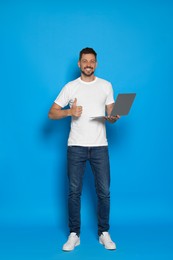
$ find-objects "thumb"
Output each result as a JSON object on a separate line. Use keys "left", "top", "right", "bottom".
{"left": 72, "top": 98, "right": 77, "bottom": 107}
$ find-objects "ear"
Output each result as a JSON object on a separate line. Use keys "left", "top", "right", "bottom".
{"left": 78, "top": 60, "right": 81, "bottom": 68}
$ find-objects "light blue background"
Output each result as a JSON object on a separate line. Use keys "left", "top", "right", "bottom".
{"left": 0, "top": 0, "right": 173, "bottom": 259}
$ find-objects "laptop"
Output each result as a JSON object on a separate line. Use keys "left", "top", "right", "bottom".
{"left": 90, "top": 93, "right": 136, "bottom": 119}
{"left": 110, "top": 93, "right": 136, "bottom": 116}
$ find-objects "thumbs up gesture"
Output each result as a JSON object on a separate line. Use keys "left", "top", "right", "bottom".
{"left": 71, "top": 98, "right": 83, "bottom": 117}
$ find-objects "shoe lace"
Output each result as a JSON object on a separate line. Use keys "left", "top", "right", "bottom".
{"left": 68, "top": 233, "right": 77, "bottom": 242}
{"left": 103, "top": 233, "right": 113, "bottom": 243}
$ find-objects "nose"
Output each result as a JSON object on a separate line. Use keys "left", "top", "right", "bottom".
{"left": 86, "top": 61, "right": 92, "bottom": 67}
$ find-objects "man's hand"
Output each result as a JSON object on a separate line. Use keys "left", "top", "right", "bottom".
{"left": 106, "top": 103, "right": 120, "bottom": 123}
{"left": 70, "top": 98, "right": 83, "bottom": 117}
{"left": 105, "top": 115, "right": 120, "bottom": 124}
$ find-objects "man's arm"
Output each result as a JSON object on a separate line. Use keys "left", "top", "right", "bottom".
{"left": 105, "top": 103, "right": 120, "bottom": 124}
{"left": 48, "top": 98, "right": 82, "bottom": 120}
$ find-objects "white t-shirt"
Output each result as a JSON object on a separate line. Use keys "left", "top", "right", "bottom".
{"left": 54, "top": 77, "right": 114, "bottom": 146}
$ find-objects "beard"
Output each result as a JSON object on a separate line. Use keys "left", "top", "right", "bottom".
{"left": 80, "top": 67, "right": 94, "bottom": 77}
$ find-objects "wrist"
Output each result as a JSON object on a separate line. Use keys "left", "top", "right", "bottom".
{"left": 67, "top": 109, "right": 72, "bottom": 117}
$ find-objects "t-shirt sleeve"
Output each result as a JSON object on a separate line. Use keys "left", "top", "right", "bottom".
{"left": 105, "top": 83, "right": 115, "bottom": 105}
{"left": 54, "top": 85, "right": 70, "bottom": 108}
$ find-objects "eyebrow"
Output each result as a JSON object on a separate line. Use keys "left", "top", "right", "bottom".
{"left": 81, "top": 59, "right": 96, "bottom": 62}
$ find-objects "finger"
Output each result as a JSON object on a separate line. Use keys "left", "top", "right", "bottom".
{"left": 111, "top": 115, "right": 119, "bottom": 120}
{"left": 77, "top": 106, "right": 83, "bottom": 112}
{"left": 76, "top": 111, "right": 82, "bottom": 116}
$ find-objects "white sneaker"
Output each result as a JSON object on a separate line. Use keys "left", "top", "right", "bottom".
{"left": 99, "top": 232, "right": 116, "bottom": 250}
{"left": 62, "top": 232, "right": 80, "bottom": 251}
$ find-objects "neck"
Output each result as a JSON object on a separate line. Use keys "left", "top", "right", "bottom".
{"left": 80, "top": 74, "right": 95, "bottom": 82}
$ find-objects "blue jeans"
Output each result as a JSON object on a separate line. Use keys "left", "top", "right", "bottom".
{"left": 67, "top": 146, "right": 110, "bottom": 236}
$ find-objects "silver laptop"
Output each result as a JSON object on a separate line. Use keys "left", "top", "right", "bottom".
{"left": 90, "top": 93, "right": 136, "bottom": 119}
{"left": 110, "top": 93, "right": 136, "bottom": 116}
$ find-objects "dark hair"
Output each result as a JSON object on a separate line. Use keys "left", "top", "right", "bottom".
{"left": 79, "top": 47, "right": 97, "bottom": 60}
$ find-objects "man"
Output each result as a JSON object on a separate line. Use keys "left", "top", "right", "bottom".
{"left": 48, "top": 47, "right": 120, "bottom": 251}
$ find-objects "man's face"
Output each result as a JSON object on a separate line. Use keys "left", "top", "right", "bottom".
{"left": 78, "top": 53, "right": 97, "bottom": 77}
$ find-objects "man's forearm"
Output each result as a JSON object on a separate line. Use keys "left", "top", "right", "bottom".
{"left": 48, "top": 108, "right": 72, "bottom": 120}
